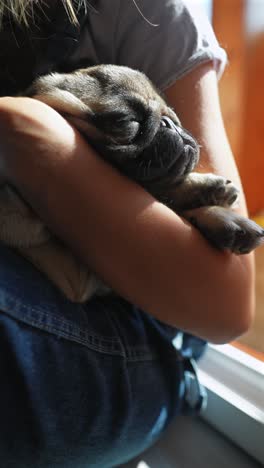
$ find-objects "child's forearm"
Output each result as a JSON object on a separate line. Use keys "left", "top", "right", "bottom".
{"left": 0, "top": 97, "right": 254, "bottom": 343}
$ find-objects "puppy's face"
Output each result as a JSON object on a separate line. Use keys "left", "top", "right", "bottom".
{"left": 26, "top": 65, "right": 199, "bottom": 189}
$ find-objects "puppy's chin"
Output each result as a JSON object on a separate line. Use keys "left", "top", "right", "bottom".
{"left": 116, "top": 121, "right": 200, "bottom": 187}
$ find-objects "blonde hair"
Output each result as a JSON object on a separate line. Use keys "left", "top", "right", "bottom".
{"left": 0, "top": 0, "right": 84, "bottom": 29}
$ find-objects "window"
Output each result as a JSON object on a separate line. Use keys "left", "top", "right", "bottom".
{"left": 209, "top": 0, "right": 264, "bottom": 357}
{"left": 197, "top": 2, "right": 264, "bottom": 465}
{"left": 198, "top": 344, "right": 264, "bottom": 465}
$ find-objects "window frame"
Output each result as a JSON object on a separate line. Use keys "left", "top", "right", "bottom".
{"left": 198, "top": 344, "right": 264, "bottom": 465}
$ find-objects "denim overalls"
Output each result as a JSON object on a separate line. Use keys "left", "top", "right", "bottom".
{"left": 0, "top": 4, "right": 207, "bottom": 466}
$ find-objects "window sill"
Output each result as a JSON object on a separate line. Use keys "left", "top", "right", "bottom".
{"left": 198, "top": 344, "right": 264, "bottom": 465}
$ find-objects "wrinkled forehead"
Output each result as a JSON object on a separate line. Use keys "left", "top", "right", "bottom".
{"left": 110, "top": 67, "right": 156, "bottom": 93}
{"left": 76, "top": 64, "right": 180, "bottom": 123}
{"left": 84, "top": 65, "right": 158, "bottom": 98}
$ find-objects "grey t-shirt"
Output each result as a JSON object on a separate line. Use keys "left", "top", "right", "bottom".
{"left": 69, "top": 0, "right": 227, "bottom": 90}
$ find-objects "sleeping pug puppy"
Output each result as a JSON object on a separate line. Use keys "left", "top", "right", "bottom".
{"left": 0, "top": 64, "right": 263, "bottom": 302}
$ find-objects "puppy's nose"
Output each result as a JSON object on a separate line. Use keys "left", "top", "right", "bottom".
{"left": 160, "top": 116, "right": 176, "bottom": 130}
{"left": 160, "top": 117, "right": 197, "bottom": 152}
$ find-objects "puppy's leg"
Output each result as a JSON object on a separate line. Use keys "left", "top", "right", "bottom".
{"left": 17, "top": 239, "right": 102, "bottom": 302}
{"left": 0, "top": 185, "right": 50, "bottom": 247}
{"left": 167, "top": 173, "right": 239, "bottom": 211}
{"left": 169, "top": 173, "right": 264, "bottom": 253}
{"left": 0, "top": 185, "right": 104, "bottom": 302}
{"left": 182, "top": 206, "right": 264, "bottom": 254}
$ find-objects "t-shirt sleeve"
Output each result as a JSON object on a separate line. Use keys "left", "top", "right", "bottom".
{"left": 113, "top": 0, "right": 227, "bottom": 90}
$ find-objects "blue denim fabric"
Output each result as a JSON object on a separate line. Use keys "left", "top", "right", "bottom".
{"left": 0, "top": 245, "right": 206, "bottom": 468}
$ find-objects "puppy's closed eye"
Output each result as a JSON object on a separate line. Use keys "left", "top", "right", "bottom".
{"left": 91, "top": 110, "right": 141, "bottom": 143}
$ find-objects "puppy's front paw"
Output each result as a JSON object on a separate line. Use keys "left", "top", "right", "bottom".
{"left": 168, "top": 173, "right": 240, "bottom": 211}
{"left": 200, "top": 174, "right": 239, "bottom": 207}
{"left": 183, "top": 206, "right": 264, "bottom": 254}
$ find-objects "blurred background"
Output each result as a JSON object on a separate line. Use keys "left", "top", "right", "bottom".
{"left": 202, "top": 0, "right": 264, "bottom": 357}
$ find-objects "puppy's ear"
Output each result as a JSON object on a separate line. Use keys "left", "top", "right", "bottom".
{"left": 31, "top": 88, "right": 90, "bottom": 117}
{"left": 24, "top": 73, "right": 92, "bottom": 117}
